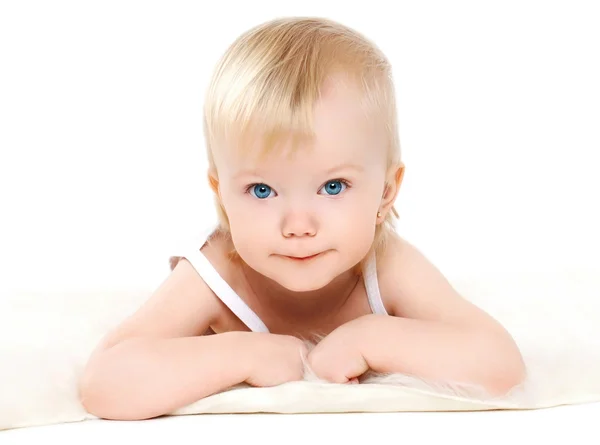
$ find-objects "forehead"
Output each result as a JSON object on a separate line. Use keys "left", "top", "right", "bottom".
{"left": 215, "top": 80, "right": 386, "bottom": 173}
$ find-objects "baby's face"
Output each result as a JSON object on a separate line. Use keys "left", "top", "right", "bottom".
{"left": 213, "top": 81, "right": 389, "bottom": 292}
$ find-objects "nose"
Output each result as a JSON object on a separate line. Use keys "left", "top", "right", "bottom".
{"left": 281, "top": 209, "right": 317, "bottom": 238}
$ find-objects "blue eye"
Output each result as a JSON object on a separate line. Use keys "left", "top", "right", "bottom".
{"left": 320, "top": 180, "right": 348, "bottom": 196}
{"left": 249, "top": 183, "right": 274, "bottom": 199}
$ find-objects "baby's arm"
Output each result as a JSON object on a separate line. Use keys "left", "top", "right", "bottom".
{"left": 82, "top": 332, "right": 252, "bottom": 420}
{"left": 361, "top": 236, "right": 524, "bottom": 394}
{"left": 308, "top": 235, "right": 525, "bottom": 395}
{"left": 79, "top": 259, "right": 305, "bottom": 421}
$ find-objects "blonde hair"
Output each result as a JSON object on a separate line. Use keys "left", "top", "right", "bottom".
{"left": 203, "top": 16, "right": 402, "bottom": 273}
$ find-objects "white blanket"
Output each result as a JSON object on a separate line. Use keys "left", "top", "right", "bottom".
{"left": 1, "top": 266, "right": 599, "bottom": 431}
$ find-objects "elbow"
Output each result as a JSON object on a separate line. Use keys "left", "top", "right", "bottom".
{"left": 78, "top": 350, "right": 159, "bottom": 421}
{"left": 480, "top": 336, "right": 528, "bottom": 398}
{"left": 78, "top": 380, "right": 110, "bottom": 420}
{"left": 78, "top": 366, "right": 139, "bottom": 421}
{"left": 483, "top": 365, "right": 527, "bottom": 398}
{"left": 79, "top": 372, "right": 158, "bottom": 421}
{"left": 78, "top": 366, "right": 115, "bottom": 420}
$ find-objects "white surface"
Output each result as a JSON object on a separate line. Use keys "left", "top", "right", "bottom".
{"left": 1, "top": 1, "right": 599, "bottom": 294}
{"left": 3, "top": 402, "right": 600, "bottom": 445}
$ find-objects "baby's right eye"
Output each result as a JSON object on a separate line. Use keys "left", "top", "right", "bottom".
{"left": 248, "top": 183, "right": 275, "bottom": 199}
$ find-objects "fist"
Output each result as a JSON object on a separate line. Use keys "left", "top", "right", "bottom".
{"left": 306, "top": 323, "right": 368, "bottom": 384}
{"left": 245, "top": 333, "right": 308, "bottom": 387}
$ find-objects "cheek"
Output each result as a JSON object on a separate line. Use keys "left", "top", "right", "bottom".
{"left": 224, "top": 198, "right": 274, "bottom": 257}
{"left": 228, "top": 220, "right": 262, "bottom": 266}
{"left": 324, "top": 196, "right": 378, "bottom": 247}
{"left": 330, "top": 191, "right": 379, "bottom": 225}
{"left": 226, "top": 203, "right": 256, "bottom": 238}
{"left": 221, "top": 189, "right": 255, "bottom": 224}
{"left": 338, "top": 211, "right": 377, "bottom": 245}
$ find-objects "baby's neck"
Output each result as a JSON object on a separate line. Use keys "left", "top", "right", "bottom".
{"left": 240, "top": 261, "right": 361, "bottom": 324}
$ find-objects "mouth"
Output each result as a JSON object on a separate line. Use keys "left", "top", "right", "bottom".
{"left": 284, "top": 252, "right": 323, "bottom": 261}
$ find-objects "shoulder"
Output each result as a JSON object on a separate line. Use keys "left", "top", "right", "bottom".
{"left": 169, "top": 227, "right": 230, "bottom": 271}
{"left": 167, "top": 226, "right": 239, "bottom": 297}
{"left": 377, "top": 231, "right": 454, "bottom": 318}
{"left": 376, "top": 232, "right": 504, "bottom": 329}
{"left": 170, "top": 229, "right": 252, "bottom": 333}
{"left": 198, "top": 229, "right": 240, "bottom": 284}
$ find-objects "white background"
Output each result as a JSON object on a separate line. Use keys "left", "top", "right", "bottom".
{"left": 1, "top": 0, "right": 599, "bottom": 294}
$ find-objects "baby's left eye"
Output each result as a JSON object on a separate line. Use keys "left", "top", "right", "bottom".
{"left": 319, "top": 180, "right": 348, "bottom": 196}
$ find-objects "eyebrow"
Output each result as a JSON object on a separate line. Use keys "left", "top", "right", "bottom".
{"left": 234, "top": 163, "right": 364, "bottom": 180}
{"left": 324, "top": 163, "right": 364, "bottom": 175}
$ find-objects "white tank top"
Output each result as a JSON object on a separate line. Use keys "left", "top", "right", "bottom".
{"left": 170, "top": 224, "right": 388, "bottom": 333}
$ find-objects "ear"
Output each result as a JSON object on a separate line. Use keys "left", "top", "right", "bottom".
{"left": 207, "top": 169, "right": 220, "bottom": 196}
{"left": 208, "top": 169, "right": 228, "bottom": 217}
{"left": 379, "top": 162, "right": 405, "bottom": 218}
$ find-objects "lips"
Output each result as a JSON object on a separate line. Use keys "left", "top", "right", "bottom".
{"left": 284, "top": 252, "right": 322, "bottom": 261}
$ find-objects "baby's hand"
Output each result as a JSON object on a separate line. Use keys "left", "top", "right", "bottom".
{"left": 244, "top": 333, "right": 308, "bottom": 387}
{"left": 306, "top": 321, "right": 368, "bottom": 384}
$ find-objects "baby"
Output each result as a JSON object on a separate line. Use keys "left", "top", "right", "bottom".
{"left": 79, "top": 16, "right": 526, "bottom": 420}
